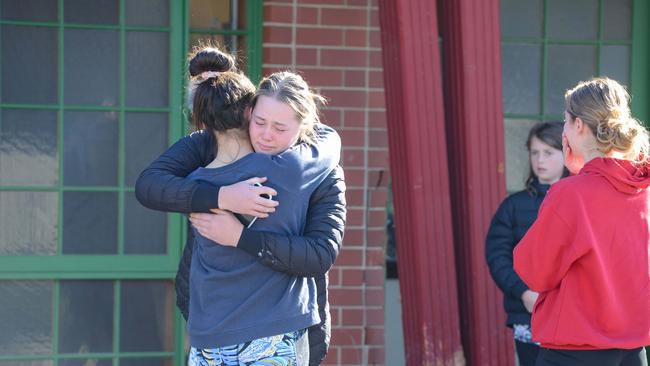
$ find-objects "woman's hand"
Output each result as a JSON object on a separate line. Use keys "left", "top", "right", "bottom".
{"left": 218, "top": 177, "right": 279, "bottom": 218}
{"left": 189, "top": 209, "right": 244, "bottom": 247}
{"left": 562, "top": 134, "right": 583, "bottom": 174}
{"left": 521, "top": 290, "right": 539, "bottom": 313}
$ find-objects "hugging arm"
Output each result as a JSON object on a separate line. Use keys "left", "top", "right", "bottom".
{"left": 135, "top": 130, "right": 219, "bottom": 213}
{"left": 238, "top": 166, "right": 346, "bottom": 276}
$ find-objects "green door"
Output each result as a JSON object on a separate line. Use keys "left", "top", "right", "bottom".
{"left": 0, "top": 1, "right": 261, "bottom": 365}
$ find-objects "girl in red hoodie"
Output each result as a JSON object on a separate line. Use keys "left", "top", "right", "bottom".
{"left": 514, "top": 77, "right": 650, "bottom": 366}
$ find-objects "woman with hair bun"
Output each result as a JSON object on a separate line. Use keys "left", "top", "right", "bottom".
{"left": 136, "top": 44, "right": 345, "bottom": 366}
{"left": 514, "top": 77, "right": 650, "bottom": 366}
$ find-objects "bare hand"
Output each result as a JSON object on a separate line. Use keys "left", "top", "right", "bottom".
{"left": 521, "top": 290, "right": 539, "bottom": 313}
{"left": 562, "top": 134, "right": 583, "bottom": 174}
{"left": 218, "top": 177, "right": 279, "bottom": 218}
{"left": 189, "top": 209, "right": 244, "bottom": 247}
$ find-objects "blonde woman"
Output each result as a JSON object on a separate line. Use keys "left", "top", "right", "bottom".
{"left": 514, "top": 77, "right": 650, "bottom": 366}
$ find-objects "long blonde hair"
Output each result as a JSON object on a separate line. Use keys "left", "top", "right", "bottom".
{"left": 565, "top": 77, "right": 649, "bottom": 163}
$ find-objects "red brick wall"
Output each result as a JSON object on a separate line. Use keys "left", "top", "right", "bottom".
{"left": 264, "top": 1, "right": 388, "bottom": 365}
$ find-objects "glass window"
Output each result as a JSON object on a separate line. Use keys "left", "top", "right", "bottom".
{"left": 500, "top": 0, "right": 543, "bottom": 38}
{"left": 64, "top": 29, "right": 119, "bottom": 106}
{"left": 0, "top": 109, "right": 58, "bottom": 186}
{"left": 125, "top": 0, "right": 170, "bottom": 27}
{"left": 120, "top": 281, "right": 174, "bottom": 352}
{"left": 1, "top": 0, "right": 58, "bottom": 22}
{"left": 59, "top": 281, "right": 114, "bottom": 353}
{"left": 0, "top": 192, "right": 58, "bottom": 256}
{"left": 125, "top": 32, "right": 170, "bottom": 108}
{"left": 0, "top": 281, "right": 54, "bottom": 355}
{"left": 2, "top": 26, "right": 58, "bottom": 104}
{"left": 63, "top": 111, "right": 119, "bottom": 186}
{"left": 64, "top": 0, "right": 119, "bottom": 25}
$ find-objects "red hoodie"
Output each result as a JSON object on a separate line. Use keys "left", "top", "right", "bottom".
{"left": 513, "top": 157, "right": 650, "bottom": 350}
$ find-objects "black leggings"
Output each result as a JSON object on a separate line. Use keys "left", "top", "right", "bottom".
{"left": 535, "top": 347, "right": 647, "bottom": 366}
{"left": 515, "top": 340, "right": 540, "bottom": 366}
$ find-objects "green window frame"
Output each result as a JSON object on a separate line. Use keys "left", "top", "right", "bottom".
{"left": 0, "top": 1, "right": 262, "bottom": 365}
{"left": 502, "top": 0, "right": 649, "bottom": 123}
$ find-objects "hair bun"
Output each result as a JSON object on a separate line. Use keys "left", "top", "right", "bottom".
{"left": 188, "top": 47, "right": 236, "bottom": 77}
{"left": 597, "top": 117, "right": 643, "bottom": 154}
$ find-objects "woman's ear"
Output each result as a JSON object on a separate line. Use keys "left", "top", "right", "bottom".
{"left": 245, "top": 106, "right": 252, "bottom": 122}
{"left": 574, "top": 117, "right": 585, "bottom": 134}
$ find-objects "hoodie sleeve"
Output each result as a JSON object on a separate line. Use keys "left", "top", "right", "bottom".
{"left": 513, "top": 189, "right": 584, "bottom": 292}
{"left": 135, "top": 130, "right": 220, "bottom": 213}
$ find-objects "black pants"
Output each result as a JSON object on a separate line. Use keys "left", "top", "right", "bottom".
{"left": 516, "top": 340, "right": 540, "bottom": 366}
{"left": 535, "top": 347, "right": 647, "bottom": 366}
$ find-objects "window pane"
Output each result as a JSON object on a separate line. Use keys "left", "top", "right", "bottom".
{"left": 547, "top": 0, "right": 598, "bottom": 40}
{"left": 59, "top": 281, "right": 114, "bottom": 353}
{"left": 126, "top": 0, "right": 170, "bottom": 27}
{"left": 124, "top": 113, "right": 168, "bottom": 186}
{"left": 120, "top": 281, "right": 174, "bottom": 352}
{"left": 500, "top": 0, "right": 543, "bottom": 38}
{"left": 600, "top": 45, "right": 630, "bottom": 87}
{"left": 603, "top": 0, "right": 631, "bottom": 40}
{"left": 1, "top": 0, "right": 58, "bottom": 22}
{"left": 63, "top": 192, "right": 117, "bottom": 254}
{"left": 59, "top": 360, "right": 112, "bottom": 366}
{"left": 63, "top": 111, "right": 118, "bottom": 186}
{"left": 0, "top": 109, "right": 58, "bottom": 186}
{"left": 0, "top": 281, "right": 53, "bottom": 355}
{"left": 64, "top": 29, "right": 119, "bottom": 106}
{"left": 504, "top": 119, "right": 538, "bottom": 192}
{"left": 190, "top": 0, "right": 246, "bottom": 30}
{"left": 2, "top": 26, "right": 58, "bottom": 104}
{"left": 501, "top": 44, "right": 541, "bottom": 115}
{"left": 124, "top": 192, "right": 167, "bottom": 254}
{"left": 0, "top": 192, "right": 57, "bottom": 255}
{"left": 120, "top": 358, "right": 173, "bottom": 366}
{"left": 545, "top": 45, "right": 597, "bottom": 115}
{"left": 0, "top": 361, "right": 53, "bottom": 366}
{"left": 125, "top": 32, "right": 169, "bottom": 108}
{"left": 64, "top": 0, "right": 118, "bottom": 25}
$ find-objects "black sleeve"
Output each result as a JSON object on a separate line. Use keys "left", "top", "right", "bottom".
{"left": 485, "top": 197, "right": 529, "bottom": 299}
{"left": 237, "top": 166, "right": 347, "bottom": 277}
{"left": 175, "top": 225, "right": 194, "bottom": 321}
{"left": 134, "top": 130, "right": 220, "bottom": 213}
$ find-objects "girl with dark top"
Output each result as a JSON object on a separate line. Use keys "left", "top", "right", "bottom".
{"left": 486, "top": 122, "right": 568, "bottom": 366}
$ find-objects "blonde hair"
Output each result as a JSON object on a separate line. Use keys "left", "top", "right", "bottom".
{"left": 251, "top": 71, "right": 326, "bottom": 145}
{"left": 565, "top": 77, "right": 649, "bottom": 163}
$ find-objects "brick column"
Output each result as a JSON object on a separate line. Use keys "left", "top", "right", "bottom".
{"left": 439, "top": 0, "right": 512, "bottom": 364}
{"left": 377, "top": 1, "right": 464, "bottom": 365}
{"left": 264, "top": 1, "right": 388, "bottom": 365}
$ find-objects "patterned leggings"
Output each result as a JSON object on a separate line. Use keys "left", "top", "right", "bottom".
{"left": 188, "top": 330, "right": 307, "bottom": 366}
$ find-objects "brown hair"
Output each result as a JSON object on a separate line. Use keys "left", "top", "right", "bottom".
{"left": 525, "top": 121, "right": 570, "bottom": 195}
{"left": 186, "top": 43, "right": 255, "bottom": 132}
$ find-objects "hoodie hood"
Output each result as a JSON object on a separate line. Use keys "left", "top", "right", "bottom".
{"left": 580, "top": 157, "right": 650, "bottom": 194}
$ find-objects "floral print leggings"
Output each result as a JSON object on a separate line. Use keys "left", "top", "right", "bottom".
{"left": 188, "top": 329, "right": 307, "bottom": 366}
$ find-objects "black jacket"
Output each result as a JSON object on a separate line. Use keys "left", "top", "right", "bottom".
{"left": 135, "top": 130, "right": 346, "bottom": 365}
{"left": 485, "top": 179, "right": 549, "bottom": 327}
